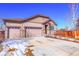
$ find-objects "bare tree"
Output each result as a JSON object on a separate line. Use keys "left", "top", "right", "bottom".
{"left": 67, "top": 3, "right": 79, "bottom": 30}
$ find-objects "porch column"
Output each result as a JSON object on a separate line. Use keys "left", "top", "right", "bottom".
{"left": 20, "top": 24, "right": 25, "bottom": 38}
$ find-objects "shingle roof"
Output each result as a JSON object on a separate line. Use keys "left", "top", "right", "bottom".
{"left": 3, "top": 14, "right": 57, "bottom": 25}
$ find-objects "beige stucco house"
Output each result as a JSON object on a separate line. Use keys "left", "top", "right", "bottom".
{"left": 3, "top": 15, "right": 57, "bottom": 39}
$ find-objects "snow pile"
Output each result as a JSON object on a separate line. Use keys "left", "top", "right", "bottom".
{"left": 0, "top": 39, "right": 30, "bottom": 56}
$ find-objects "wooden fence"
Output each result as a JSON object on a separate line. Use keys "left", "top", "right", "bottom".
{"left": 54, "top": 29, "right": 79, "bottom": 40}
{"left": 0, "top": 31, "right": 5, "bottom": 42}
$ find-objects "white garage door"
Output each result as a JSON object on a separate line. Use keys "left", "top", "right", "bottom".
{"left": 25, "top": 27, "right": 42, "bottom": 37}
{"left": 9, "top": 28, "right": 21, "bottom": 39}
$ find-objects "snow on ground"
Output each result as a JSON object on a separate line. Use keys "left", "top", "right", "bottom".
{"left": 0, "top": 36, "right": 79, "bottom": 56}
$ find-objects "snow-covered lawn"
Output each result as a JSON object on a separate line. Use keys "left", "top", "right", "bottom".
{"left": 0, "top": 36, "right": 79, "bottom": 56}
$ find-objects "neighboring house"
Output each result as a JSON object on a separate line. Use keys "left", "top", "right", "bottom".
{"left": 3, "top": 15, "right": 57, "bottom": 39}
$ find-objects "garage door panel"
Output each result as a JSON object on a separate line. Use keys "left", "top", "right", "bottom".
{"left": 9, "top": 28, "right": 20, "bottom": 39}
{"left": 25, "top": 27, "right": 42, "bottom": 37}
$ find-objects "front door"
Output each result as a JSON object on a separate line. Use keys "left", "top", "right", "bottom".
{"left": 45, "top": 25, "right": 48, "bottom": 34}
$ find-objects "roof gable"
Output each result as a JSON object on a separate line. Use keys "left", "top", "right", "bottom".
{"left": 24, "top": 16, "right": 49, "bottom": 24}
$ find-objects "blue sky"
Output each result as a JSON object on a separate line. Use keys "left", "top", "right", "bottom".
{"left": 0, "top": 3, "right": 78, "bottom": 29}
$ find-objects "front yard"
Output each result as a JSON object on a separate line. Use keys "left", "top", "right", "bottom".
{"left": 0, "top": 36, "right": 79, "bottom": 56}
